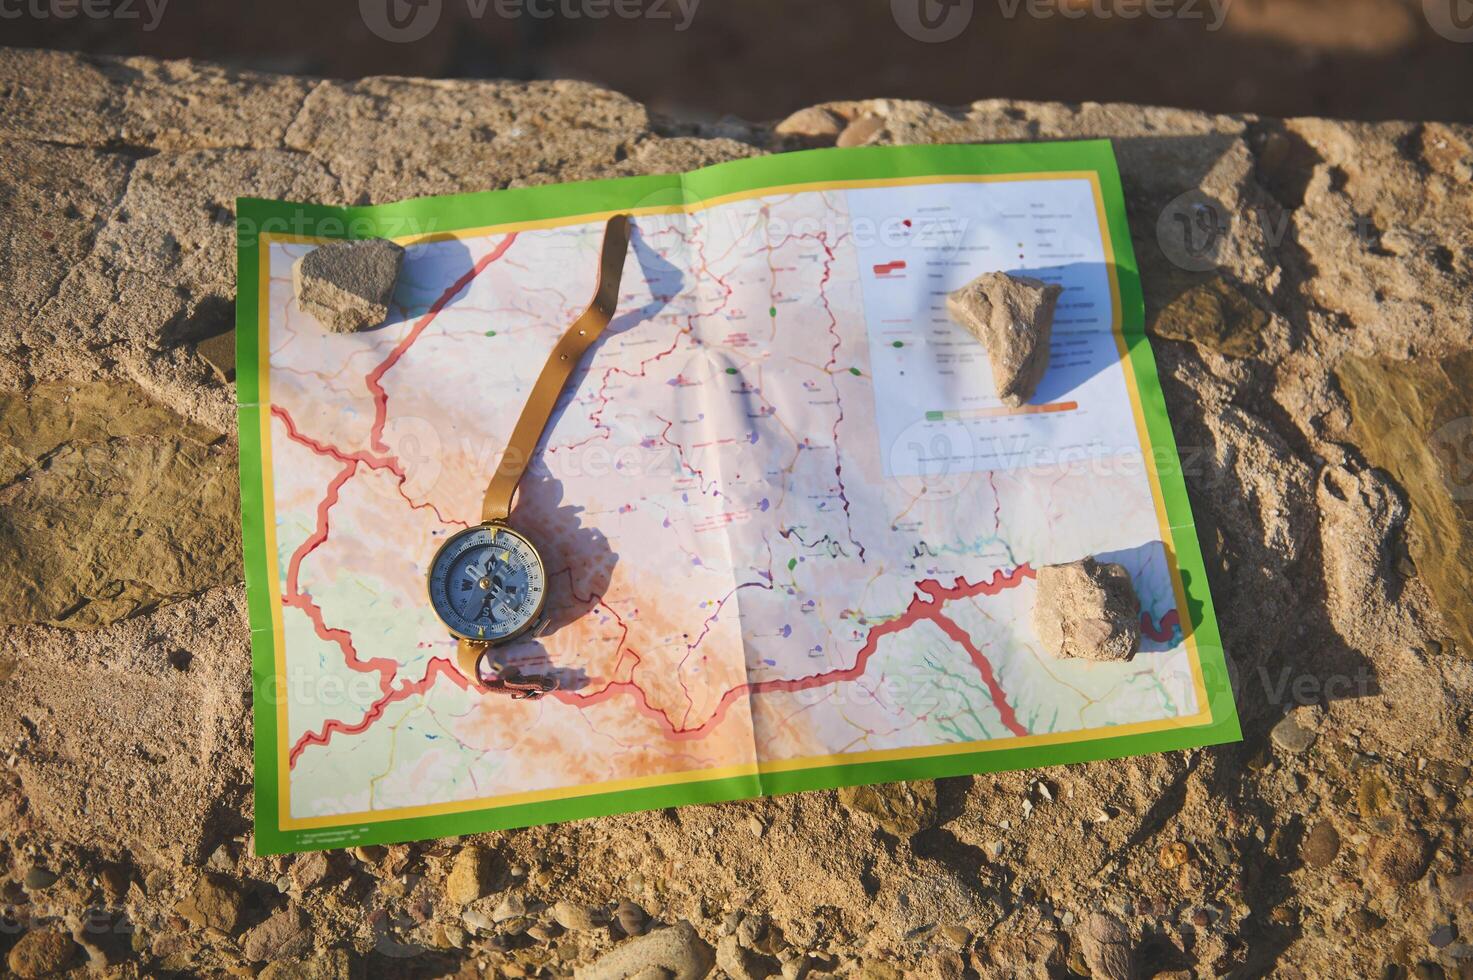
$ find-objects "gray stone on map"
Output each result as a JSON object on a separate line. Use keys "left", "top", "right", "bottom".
{"left": 292, "top": 237, "right": 404, "bottom": 333}
{"left": 1032, "top": 557, "right": 1141, "bottom": 662}
{"left": 575, "top": 920, "right": 715, "bottom": 980}
{"left": 946, "top": 271, "right": 1062, "bottom": 407}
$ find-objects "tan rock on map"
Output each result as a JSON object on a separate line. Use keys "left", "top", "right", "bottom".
{"left": 946, "top": 270, "right": 1062, "bottom": 407}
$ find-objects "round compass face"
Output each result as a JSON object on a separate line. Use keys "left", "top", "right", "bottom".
{"left": 427, "top": 523, "right": 547, "bottom": 643}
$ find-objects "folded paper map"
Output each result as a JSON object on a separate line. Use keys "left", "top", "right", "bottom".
{"left": 237, "top": 140, "right": 1241, "bottom": 854}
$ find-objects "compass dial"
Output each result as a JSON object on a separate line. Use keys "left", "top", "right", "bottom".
{"left": 427, "top": 523, "right": 546, "bottom": 643}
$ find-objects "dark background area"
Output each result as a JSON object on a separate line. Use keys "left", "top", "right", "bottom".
{"left": 5, "top": 0, "right": 1472, "bottom": 122}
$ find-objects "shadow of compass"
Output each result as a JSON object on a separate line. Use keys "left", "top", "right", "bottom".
{"left": 487, "top": 469, "right": 618, "bottom": 692}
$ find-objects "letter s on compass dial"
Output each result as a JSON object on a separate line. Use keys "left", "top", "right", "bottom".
{"left": 426, "top": 524, "right": 547, "bottom": 643}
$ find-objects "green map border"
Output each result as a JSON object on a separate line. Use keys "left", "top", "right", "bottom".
{"left": 237, "top": 139, "right": 1241, "bottom": 855}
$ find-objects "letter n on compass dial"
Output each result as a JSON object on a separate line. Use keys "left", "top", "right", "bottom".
{"left": 426, "top": 524, "right": 547, "bottom": 643}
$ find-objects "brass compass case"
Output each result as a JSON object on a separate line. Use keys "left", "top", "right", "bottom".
{"left": 424, "top": 520, "right": 549, "bottom": 644}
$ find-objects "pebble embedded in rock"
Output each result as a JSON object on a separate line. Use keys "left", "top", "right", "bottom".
{"left": 1369, "top": 830, "right": 1432, "bottom": 888}
{"left": 1032, "top": 557, "right": 1141, "bottom": 662}
{"left": 293, "top": 237, "right": 404, "bottom": 334}
{"left": 1079, "top": 913, "right": 1134, "bottom": 980}
{"left": 1270, "top": 712, "right": 1318, "bottom": 754}
{"left": 553, "top": 900, "right": 605, "bottom": 932}
{"left": 717, "top": 934, "right": 779, "bottom": 980}
{"left": 462, "top": 908, "right": 495, "bottom": 934}
{"left": 946, "top": 271, "right": 1062, "bottom": 407}
{"left": 290, "top": 851, "right": 332, "bottom": 892}
{"left": 174, "top": 873, "right": 246, "bottom": 933}
{"left": 576, "top": 920, "right": 716, "bottom": 980}
{"left": 614, "top": 899, "right": 649, "bottom": 937}
{"left": 837, "top": 780, "right": 939, "bottom": 838}
{"left": 492, "top": 892, "right": 528, "bottom": 923}
{"left": 6, "top": 929, "right": 79, "bottom": 979}
{"left": 22, "top": 866, "right": 57, "bottom": 891}
{"left": 446, "top": 846, "right": 492, "bottom": 906}
{"left": 99, "top": 865, "right": 129, "bottom": 905}
{"left": 242, "top": 905, "right": 312, "bottom": 962}
{"left": 257, "top": 947, "right": 358, "bottom": 980}
{"left": 835, "top": 115, "right": 885, "bottom": 148}
{"left": 774, "top": 106, "right": 844, "bottom": 139}
{"left": 1301, "top": 819, "right": 1341, "bottom": 868}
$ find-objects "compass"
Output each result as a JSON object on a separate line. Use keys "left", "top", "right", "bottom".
{"left": 427, "top": 523, "right": 546, "bottom": 644}
{"left": 426, "top": 213, "right": 631, "bottom": 695}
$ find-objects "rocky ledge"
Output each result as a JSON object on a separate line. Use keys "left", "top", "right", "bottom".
{"left": 2, "top": 46, "right": 1472, "bottom": 979}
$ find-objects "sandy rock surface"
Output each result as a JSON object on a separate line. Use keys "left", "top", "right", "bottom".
{"left": 2, "top": 46, "right": 1473, "bottom": 978}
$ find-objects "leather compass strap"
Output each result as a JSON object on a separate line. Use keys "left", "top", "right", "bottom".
{"left": 480, "top": 213, "right": 632, "bottom": 524}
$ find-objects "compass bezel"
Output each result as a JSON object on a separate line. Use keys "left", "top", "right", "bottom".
{"left": 426, "top": 521, "right": 548, "bottom": 645}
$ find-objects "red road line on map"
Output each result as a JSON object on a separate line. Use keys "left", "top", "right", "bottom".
{"left": 926, "top": 609, "right": 1028, "bottom": 737}
{"left": 281, "top": 461, "right": 401, "bottom": 695}
{"left": 366, "top": 233, "right": 518, "bottom": 454}
{"left": 272, "top": 405, "right": 468, "bottom": 528}
{"left": 284, "top": 239, "right": 517, "bottom": 767}
{"left": 288, "top": 657, "right": 472, "bottom": 766}
{"left": 272, "top": 404, "right": 402, "bottom": 474}
{"left": 555, "top": 565, "right": 1036, "bottom": 740}
{"left": 1143, "top": 608, "right": 1181, "bottom": 643}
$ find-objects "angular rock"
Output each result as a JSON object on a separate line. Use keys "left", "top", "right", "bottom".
{"left": 290, "top": 851, "right": 334, "bottom": 892}
{"left": 0, "top": 381, "right": 239, "bottom": 630}
{"left": 1032, "top": 557, "right": 1141, "bottom": 662}
{"left": 576, "top": 920, "right": 716, "bottom": 980}
{"left": 242, "top": 905, "right": 312, "bottom": 962}
{"left": 1269, "top": 712, "right": 1317, "bottom": 755}
{"left": 1078, "top": 913, "right": 1134, "bottom": 980}
{"left": 258, "top": 948, "right": 361, "bottom": 980}
{"left": 491, "top": 891, "right": 527, "bottom": 922}
{"left": 445, "top": 845, "right": 493, "bottom": 906}
{"left": 717, "top": 934, "right": 779, "bottom": 979}
{"left": 175, "top": 874, "right": 246, "bottom": 933}
{"left": 947, "top": 271, "right": 1062, "bottom": 407}
{"left": 1148, "top": 276, "right": 1270, "bottom": 359}
{"left": 195, "top": 330, "right": 237, "bottom": 384}
{"left": 6, "top": 929, "right": 79, "bottom": 979}
{"left": 293, "top": 238, "right": 404, "bottom": 334}
{"left": 838, "top": 780, "right": 938, "bottom": 838}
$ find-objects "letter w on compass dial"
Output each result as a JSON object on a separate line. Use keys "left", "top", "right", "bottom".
{"left": 427, "top": 525, "right": 547, "bottom": 642}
